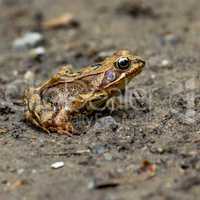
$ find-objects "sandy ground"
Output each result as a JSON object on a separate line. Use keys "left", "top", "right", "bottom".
{"left": 0, "top": 0, "right": 200, "bottom": 199}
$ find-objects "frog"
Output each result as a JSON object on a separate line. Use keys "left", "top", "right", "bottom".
{"left": 24, "top": 50, "right": 145, "bottom": 135}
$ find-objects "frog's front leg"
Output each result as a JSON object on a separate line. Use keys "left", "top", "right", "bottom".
{"left": 105, "top": 89, "right": 126, "bottom": 111}
{"left": 105, "top": 97, "right": 125, "bottom": 112}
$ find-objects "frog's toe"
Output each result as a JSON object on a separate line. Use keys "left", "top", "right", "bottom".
{"left": 53, "top": 123, "right": 78, "bottom": 136}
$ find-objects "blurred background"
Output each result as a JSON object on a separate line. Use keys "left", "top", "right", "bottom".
{"left": 0, "top": 0, "right": 199, "bottom": 200}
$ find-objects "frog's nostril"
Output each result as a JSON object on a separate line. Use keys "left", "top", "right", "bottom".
{"left": 139, "top": 59, "right": 145, "bottom": 66}
{"left": 133, "top": 57, "right": 145, "bottom": 67}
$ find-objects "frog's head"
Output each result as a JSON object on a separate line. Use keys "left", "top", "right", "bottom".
{"left": 99, "top": 50, "right": 145, "bottom": 92}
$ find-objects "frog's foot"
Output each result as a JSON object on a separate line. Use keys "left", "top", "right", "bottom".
{"left": 36, "top": 119, "right": 77, "bottom": 135}
{"left": 49, "top": 122, "right": 78, "bottom": 136}
{"left": 56, "top": 123, "right": 78, "bottom": 136}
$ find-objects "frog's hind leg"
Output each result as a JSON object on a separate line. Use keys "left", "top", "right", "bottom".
{"left": 25, "top": 111, "right": 51, "bottom": 134}
{"left": 51, "top": 108, "right": 78, "bottom": 136}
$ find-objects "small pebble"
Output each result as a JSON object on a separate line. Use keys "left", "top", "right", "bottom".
{"left": 150, "top": 73, "right": 156, "bottom": 79}
{"left": 161, "top": 59, "right": 171, "bottom": 67}
{"left": 24, "top": 71, "right": 35, "bottom": 82}
{"left": 30, "top": 46, "right": 46, "bottom": 55}
{"left": 32, "top": 169, "right": 37, "bottom": 174}
{"left": 88, "top": 178, "right": 97, "bottom": 190}
{"left": 12, "top": 70, "right": 18, "bottom": 77}
{"left": 93, "top": 116, "right": 119, "bottom": 131}
{"left": 92, "top": 144, "right": 107, "bottom": 155}
{"left": 17, "top": 168, "right": 24, "bottom": 175}
{"left": 161, "top": 32, "right": 180, "bottom": 45}
{"left": 5, "top": 80, "right": 27, "bottom": 100}
{"left": 139, "top": 128, "right": 143, "bottom": 132}
{"left": 88, "top": 178, "right": 119, "bottom": 190}
{"left": 30, "top": 47, "right": 46, "bottom": 61}
{"left": 13, "top": 32, "right": 44, "bottom": 50}
{"left": 157, "top": 147, "right": 165, "bottom": 154}
{"left": 104, "top": 153, "right": 113, "bottom": 161}
{"left": 51, "top": 161, "right": 64, "bottom": 169}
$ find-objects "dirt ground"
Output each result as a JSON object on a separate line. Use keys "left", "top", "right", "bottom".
{"left": 0, "top": 0, "right": 200, "bottom": 199}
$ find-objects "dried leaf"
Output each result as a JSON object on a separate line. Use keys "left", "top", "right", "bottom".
{"left": 42, "top": 14, "right": 79, "bottom": 30}
{"left": 0, "top": 128, "right": 8, "bottom": 134}
{"left": 139, "top": 160, "right": 157, "bottom": 176}
{"left": 10, "top": 180, "right": 27, "bottom": 190}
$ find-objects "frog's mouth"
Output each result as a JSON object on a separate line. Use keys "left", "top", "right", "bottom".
{"left": 127, "top": 58, "right": 145, "bottom": 78}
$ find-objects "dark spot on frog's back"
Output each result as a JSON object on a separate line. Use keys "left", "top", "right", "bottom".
{"left": 91, "top": 63, "right": 102, "bottom": 69}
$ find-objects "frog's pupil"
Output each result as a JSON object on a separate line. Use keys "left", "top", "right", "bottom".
{"left": 120, "top": 60, "right": 127, "bottom": 66}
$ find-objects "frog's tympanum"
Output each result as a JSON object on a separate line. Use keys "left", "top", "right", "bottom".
{"left": 24, "top": 50, "right": 145, "bottom": 135}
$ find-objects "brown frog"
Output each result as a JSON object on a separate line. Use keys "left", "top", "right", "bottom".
{"left": 24, "top": 50, "right": 145, "bottom": 135}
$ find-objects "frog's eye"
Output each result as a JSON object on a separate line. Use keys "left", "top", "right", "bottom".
{"left": 115, "top": 57, "right": 130, "bottom": 70}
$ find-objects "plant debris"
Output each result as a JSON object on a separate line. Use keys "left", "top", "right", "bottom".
{"left": 10, "top": 180, "right": 28, "bottom": 190}
{"left": 42, "top": 14, "right": 79, "bottom": 30}
{"left": 0, "top": 128, "right": 8, "bottom": 134}
{"left": 138, "top": 160, "right": 157, "bottom": 176}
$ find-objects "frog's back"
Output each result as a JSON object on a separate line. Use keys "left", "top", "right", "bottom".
{"left": 41, "top": 71, "right": 104, "bottom": 110}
